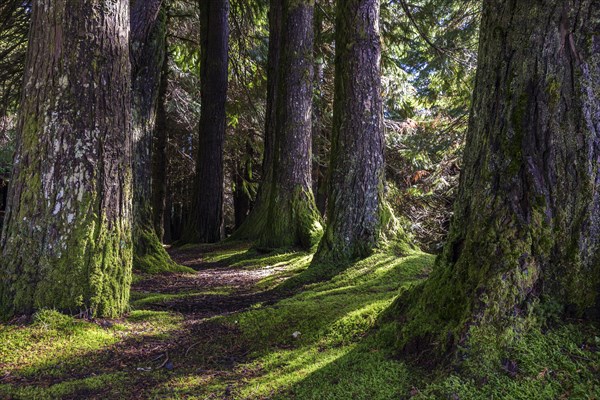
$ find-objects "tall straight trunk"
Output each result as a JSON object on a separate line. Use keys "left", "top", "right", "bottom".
{"left": 183, "top": 0, "right": 229, "bottom": 244}
{"left": 229, "top": 0, "right": 281, "bottom": 241}
{"left": 257, "top": 0, "right": 322, "bottom": 249}
{"left": 152, "top": 50, "right": 169, "bottom": 242}
{"left": 131, "top": 0, "right": 180, "bottom": 273}
{"left": 233, "top": 137, "right": 255, "bottom": 229}
{"left": 0, "top": 0, "right": 133, "bottom": 318}
{"left": 0, "top": 182, "right": 6, "bottom": 231}
{"left": 395, "top": 0, "right": 600, "bottom": 357}
{"left": 312, "top": 5, "right": 328, "bottom": 216}
{"left": 163, "top": 181, "right": 173, "bottom": 244}
{"left": 314, "top": 0, "right": 393, "bottom": 263}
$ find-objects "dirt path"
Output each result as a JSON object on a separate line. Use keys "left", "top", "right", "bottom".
{"left": 114, "top": 244, "right": 292, "bottom": 398}
{"left": 134, "top": 244, "right": 286, "bottom": 316}
{"left": 1, "top": 243, "right": 294, "bottom": 400}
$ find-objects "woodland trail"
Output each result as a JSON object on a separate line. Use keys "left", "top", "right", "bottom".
{"left": 120, "top": 243, "right": 295, "bottom": 397}
{"left": 1, "top": 242, "right": 300, "bottom": 399}
{"left": 135, "top": 243, "right": 287, "bottom": 316}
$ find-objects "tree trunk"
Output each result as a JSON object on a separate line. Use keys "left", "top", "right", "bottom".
{"left": 312, "top": 5, "right": 328, "bottom": 216}
{"left": 257, "top": 0, "right": 322, "bottom": 249}
{"left": 0, "top": 181, "right": 7, "bottom": 232}
{"left": 163, "top": 182, "right": 173, "bottom": 244}
{"left": 396, "top": 0, "right": 600, "bottom": 357}
{"left": 314, "top": 0, "right": 394, "bottom": 263}
{"left": 229, "top": 0, "right": 281, "bottom": 241}
{"left": 0, "top": 0, "right": 133, "bottom": 318}
{"left": 131, "top": 0, "right": 180, "bottom": 273}
{"left": 182, "top": 0, "right": 229, "bottom": 244}
{"left": 233, "top": 138, "right": 254, "bottom": 229}
{"left": 152, "top": 26, "right": 170, "bottom": 243}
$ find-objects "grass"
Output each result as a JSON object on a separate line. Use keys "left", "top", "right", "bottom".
{"left": 0, "top": 243, "right": 598, "bottom": 399}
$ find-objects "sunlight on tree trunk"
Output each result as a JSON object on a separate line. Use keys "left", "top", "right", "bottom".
{"left": 394, "top": 0, "right": 600, "bottom": 360}
{"left": 0, "top": 0, "right": 133, "bottom": 318}
{"left": 313, "top": 0, "right": 400, "bottom": 265}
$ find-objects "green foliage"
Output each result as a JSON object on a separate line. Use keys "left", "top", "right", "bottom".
{"left": 379, "top": 0, "right": 480, "bottom": 252}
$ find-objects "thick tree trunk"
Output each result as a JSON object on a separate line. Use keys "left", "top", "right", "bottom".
{"left": 182, "top": 0, "right": 229, "bottom": 244}
{"left": 0, "top": 0, "right": 133, "bottom": 318}
{"left": 257, "top": 0, "right": 322, "bottom": 249}
{"left": 314, "top": 0, "right": 394, "bottom": 263}
{"left": 229, "top": 0, "right": 281, "bottom": 241}
{"left": 131, "top": 1, "right": 180, "bottom": 273}
{"left": 396, "top": 0, "right": 600, "bottom": 357}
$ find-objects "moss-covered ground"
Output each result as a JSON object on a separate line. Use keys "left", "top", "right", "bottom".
{"left": 0, "top": 242, "right": 598, "bottom": 399}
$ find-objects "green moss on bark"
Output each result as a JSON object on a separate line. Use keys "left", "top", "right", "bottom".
{"left": 258, "top": 187, "right": 323, "bottom": 250}
{"left": 133, "top": 224, "right": 194, "bottom": 274}
{"left": 1, "top": 205, "right": 133, "bottom": 319}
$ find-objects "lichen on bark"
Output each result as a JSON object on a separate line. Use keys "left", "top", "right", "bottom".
{"left": 0, "top": 0, "right": 134, "bottom": 319}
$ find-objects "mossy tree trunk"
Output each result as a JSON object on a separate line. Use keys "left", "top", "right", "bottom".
{"left": 0, "top": 0, "right": 133, "bottom": 318}
{"left": 396, "top": 0, "right": 600, "bottom": 357}
{"left": 313, "top": 0, "right": 393, "bottom": 263}
{"left": 131, "top": 0, "right": 180, "bottom": 273}
{"left": 257, "top": 0, "right": 323, "bottom": 249}
{"left": 182, "top": 0, "right": 229, "bottom": 244}
{"left": 230, "top": 0, "right": 281, "bottom": 241}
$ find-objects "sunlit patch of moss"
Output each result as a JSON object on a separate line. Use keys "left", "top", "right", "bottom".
{"left": 242, "top": 347, "right": 352, "bottom": 399}
{"left": 130, "top": 288, "right": 234, "bottom": 309}
{"left": 0, "top": 310, "right": 119, "bottom": 376}
{"left": 200, "top": 252, "right": 433, "bottom": 397}
{"left": 197, "top": 244, "right": 251, "bottom": 263}
{"left": 0, "top": 309, "right": 182, "bottom": 385}
{"left": 0, "top": 372, "right": 131, "bottom": 400}
{"left": 134, "top": 226, "right": 194, "bottom": 274}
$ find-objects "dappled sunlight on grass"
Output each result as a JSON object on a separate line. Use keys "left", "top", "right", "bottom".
{"left": 239, "top": 346, "right": 353, "bottom": 399}
{"left": 2, "top": 243, "right": 598, "bottom": 399}
{"left": 0, "top": 372, "right": 132, "bottom": 399}
{"left": 130, "top": 287, "right": 234, "bottom": 309}
{"left": 195, "top": 251, "right": 435, "bottom": 398}
{"left": 0, "top": 309, "right": 183, "bottom": 393}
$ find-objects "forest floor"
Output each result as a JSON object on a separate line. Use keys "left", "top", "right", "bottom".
{"left": 1, "top": 242, "right": 599, "bottom": 399}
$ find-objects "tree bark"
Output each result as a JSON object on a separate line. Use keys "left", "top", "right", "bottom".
{"left": 257, "top": 0, "right": 322, "bottom": 249}
{"left": 229, "top": 0, "right": 281, "bottom": 241}
{"left": 314, "top": 0, "right": 394, "bottom": 263}
{"left": 312, "top": 5, "right": 328, "bottom": 216}
{"left": 131, "top": 0, "right": 180, "bottom": 273}
{"left": 152, "top": 48, "right": 169, "bottom": 242}
{"left": 182, "top": 0, "right": 229, "bottom": 244}
{"left": 396, "top": 0, "right": 600, "bottom": 357}
{"left": 233, "top": 137, "right": 255, "bottom": 229}
{"left": 0, "top": 0, "right": 133, "bottom": 318}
